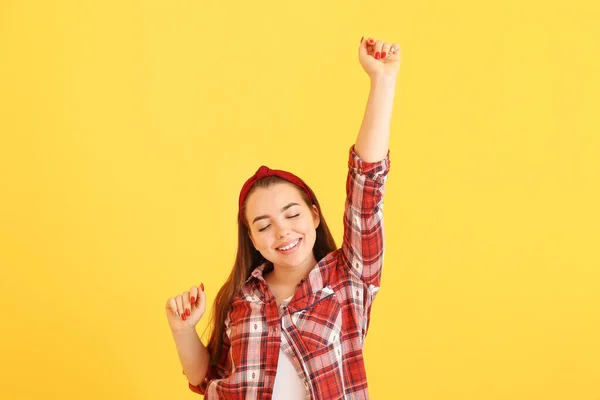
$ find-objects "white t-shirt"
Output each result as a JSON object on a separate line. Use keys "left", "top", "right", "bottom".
{"left": 272, "top": 347, "right": 307, "bottom": 399}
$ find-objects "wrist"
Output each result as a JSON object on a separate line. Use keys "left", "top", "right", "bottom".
{"left": 171, "top": 324, "right": 198, "bottom": 337}
{"left": 370, "top": 74, "right": 397, "bottom": 88}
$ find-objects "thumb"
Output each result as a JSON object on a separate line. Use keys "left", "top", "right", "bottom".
{"left": 193, "top": 285, "right": 207, "bottom": 314}
{"left": 358, "top": 36, "right": 369, "bottom": 56}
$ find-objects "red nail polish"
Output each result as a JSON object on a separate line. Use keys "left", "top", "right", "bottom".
{"left": 375, "top": 52, "right": 380, "bottom": 59}
{"left": 201, "top": 283, "right": 204, "bottom": 292}
{"left": 186, "top": 309, "right": 190, "bottom": 316}
{"left": 382, "top": 52, "right": 386, "bottom": 58}
{"left": 182, "top": 314, "right": 186, "bottom": 321}
{"left": 191, "top": 296, "right": 195, "bottom": 303}
{"left": 369, "top": 39, "right": 374, "bottom": 44}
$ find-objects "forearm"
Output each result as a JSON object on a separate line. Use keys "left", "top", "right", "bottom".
{"left": 355, "top": 75, "right": 397, "bottom": 162}
{"left": 171, "top": 327, "right": 210, "bottom": 386}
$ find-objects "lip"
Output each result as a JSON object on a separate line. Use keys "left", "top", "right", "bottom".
{"left": 275, "top": 238, "right": 301, "bottom": 251}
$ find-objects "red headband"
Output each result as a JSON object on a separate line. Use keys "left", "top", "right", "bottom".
{"left": 238, "top": 166, "right": 314, "bottom": 226}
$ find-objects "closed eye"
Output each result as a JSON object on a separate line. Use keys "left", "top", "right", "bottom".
{"left": 258, "top": 214, "right": 300, "bottom": 232}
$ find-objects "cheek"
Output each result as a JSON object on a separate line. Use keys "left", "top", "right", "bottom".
{"left": 301, "top": 220, "right": 317, "bottom": 239}
{"left": 259, "top": 234, "right": 276, "bottom": 251}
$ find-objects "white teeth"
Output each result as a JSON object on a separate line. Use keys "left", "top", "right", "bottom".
{"left": 278, "top": 239, "right": 299, "bottom": 251}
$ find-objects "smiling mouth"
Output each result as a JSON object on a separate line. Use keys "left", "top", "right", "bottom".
{"left": 276, "top": 238, "right": 301, "bottom": 251}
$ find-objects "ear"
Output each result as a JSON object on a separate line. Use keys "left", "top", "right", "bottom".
{"left": 311, "top": 204, "right": 320, "bottom": 229}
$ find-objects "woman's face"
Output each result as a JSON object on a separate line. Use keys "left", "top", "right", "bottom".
{"left": 245, "top": 182, "right": 320, "bottom": 270}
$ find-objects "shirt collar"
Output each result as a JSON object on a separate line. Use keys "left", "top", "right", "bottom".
{"left": 246, "top": 262, "right": 268, "bottom": 283}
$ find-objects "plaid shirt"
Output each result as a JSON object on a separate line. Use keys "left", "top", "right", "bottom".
{"left": 189, "top": 145, "right": 390, "bottom": 399}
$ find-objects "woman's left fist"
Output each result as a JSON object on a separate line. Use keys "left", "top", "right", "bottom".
{"left": 358, "top": 36, "right": 401, "bottom": 79}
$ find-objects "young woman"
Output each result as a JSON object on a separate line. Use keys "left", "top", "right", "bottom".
{"left": 165, "top": 36, "right": 400, "bottom": 399}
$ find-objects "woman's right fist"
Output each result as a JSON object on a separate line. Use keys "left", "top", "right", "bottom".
{"left": 165, "top": 283, "right": 206, "bottom": 332}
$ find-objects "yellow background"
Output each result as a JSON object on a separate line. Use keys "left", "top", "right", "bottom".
{"left": 1, "top": 0, "right": 599, "bottom": 399}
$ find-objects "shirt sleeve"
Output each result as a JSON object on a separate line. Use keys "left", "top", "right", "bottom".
{"left": 187, "top": 331, "right": 232, "bottom": 395}
{"left": 340, "top": 144, "right": 391, "bottom": 288}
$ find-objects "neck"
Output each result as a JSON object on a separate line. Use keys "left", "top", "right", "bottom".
{"left": 269, "top": 255, "right": 318, "bottom": 286}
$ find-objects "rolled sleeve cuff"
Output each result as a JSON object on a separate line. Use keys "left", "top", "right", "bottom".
{"left": 348, "top": 145, "right": 391, "bottom": 178}
{"left": 188, "top": 379, "right": 208, "bottom": 395}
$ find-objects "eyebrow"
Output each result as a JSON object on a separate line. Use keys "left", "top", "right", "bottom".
{"left": 252, "top": 202, "right": 300, "bottom": 225}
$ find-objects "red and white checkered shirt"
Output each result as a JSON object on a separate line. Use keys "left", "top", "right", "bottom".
{"left": 189, "top": 145, "right": 390, "bottom": 399}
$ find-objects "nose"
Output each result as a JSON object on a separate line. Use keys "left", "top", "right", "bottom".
{"left": 275, "top": 221, "right": 291, "bottom": 239}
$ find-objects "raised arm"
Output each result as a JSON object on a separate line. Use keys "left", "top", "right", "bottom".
{"left": 339, "top": 37, "right": 400, "bottom": 287}
{"left": 354, "top": 36, "right": 400, "bottom": 162}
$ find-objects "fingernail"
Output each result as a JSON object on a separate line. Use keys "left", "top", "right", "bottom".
{"left": 186, "top": 309, "right": 190, "bottom": 316}
{"left": 361, "top": 36, "right": 364, "bottom": 43}
{"left": 382, "top": 52, "right": 386, "bottom": 58}
{"left": 191, "top": 296, "right": 196, "bottom": 303}
{"left": 201, "top": 283, "right": 204, "bottom": 292}
{"left": 182, "top": 314, "right": 187, "bottom": 321}
{"left": 368, "top": 38, "right": 374, "bottom": 44}
{"left": 375, "top": 52, "right": 380, "bottom": 59}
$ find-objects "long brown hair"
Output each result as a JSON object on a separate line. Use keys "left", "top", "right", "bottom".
{"left": 205, "top": 176, "right": 338, "bottom": 365}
